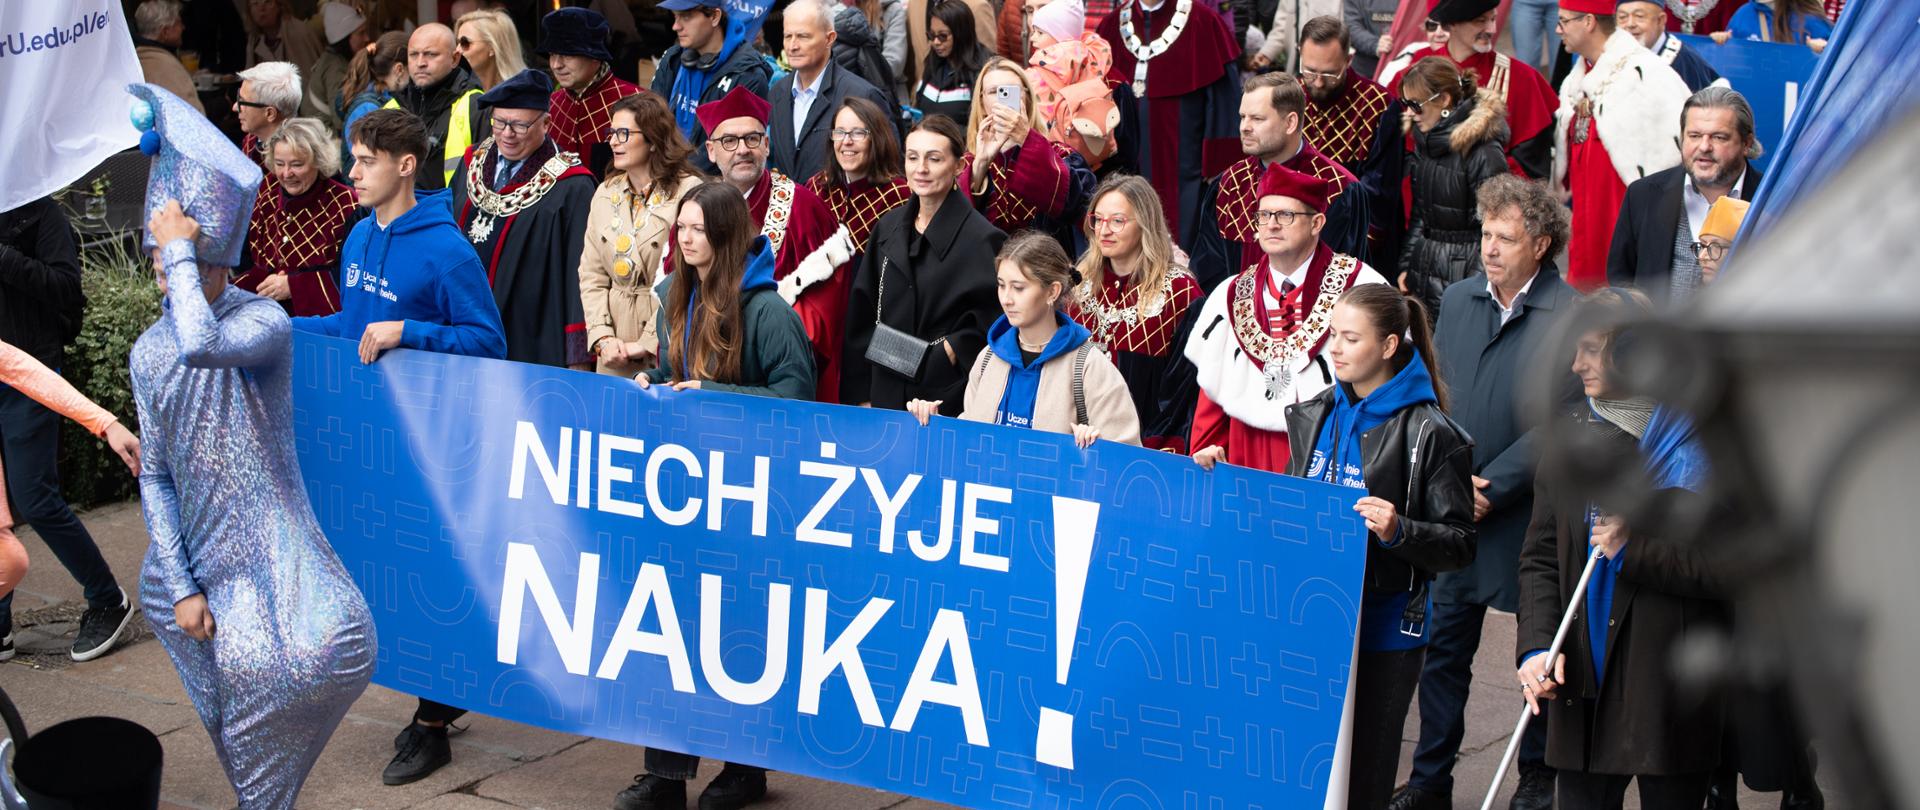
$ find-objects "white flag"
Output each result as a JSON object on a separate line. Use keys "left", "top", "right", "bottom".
{"left": 0, "top": 2, "right": 143, "bottom": 213}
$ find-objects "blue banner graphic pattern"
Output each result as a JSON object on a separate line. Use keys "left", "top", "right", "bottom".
{"left": 289, "top": 334, "right": 1368, "bottom": 808}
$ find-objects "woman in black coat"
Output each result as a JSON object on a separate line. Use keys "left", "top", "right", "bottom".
{"left": 1516, "top": 289, "right": 1729, "bottom": 810}
{"left": 1398, "top": 56, "right": 1510, "bottom": 316}
{"left": 842, "top": 114, "right": 1007, "bottom": 413}
{"left": 1283, "top": 284, "right": 1476, "bottom": 810}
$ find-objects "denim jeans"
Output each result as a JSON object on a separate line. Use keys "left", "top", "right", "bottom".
{"left": 0, "top": 382, "right": 121, "bottom": 634}
{"left": 1509, "top": 0, "right": 1563, "bottom": 75}
{"left": 1409, "top": 601, "right": 1547, "bottom": 795}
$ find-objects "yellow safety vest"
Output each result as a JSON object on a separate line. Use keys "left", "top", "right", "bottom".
{"left": 383, "top": 88, "right": 483, "bottom": 185}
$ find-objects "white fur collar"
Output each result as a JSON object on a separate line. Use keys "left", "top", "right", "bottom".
{"left": 1552, "top": 29, "right": 1692, "bottom": 189}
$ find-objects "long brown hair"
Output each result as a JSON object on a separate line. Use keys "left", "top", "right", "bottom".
{"left": 1336, "top": 284, "right": 1450, "bottom": 412}
{"left": 1772, "top": 0, "right": 1825, "bottom": 42}
{"left": 1075, "top": 174, "right": 1175, "bottom": 318}
{"left": 342, "top": 30, "right": 408, "bottom": 105}
{"left": 825, "top": 96, "right": 903, "bottom": 186}
{"left": 609, "top": 92, "right": 698, "bottom": 192}
{"left": 665, "top": 183, "right": 755, "bottom": 384}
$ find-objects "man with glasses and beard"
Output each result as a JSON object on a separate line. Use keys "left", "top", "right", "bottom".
{"left": 449, "top": 70, "right": 598, "bottom": 369}
{"left": 1406, "top": 0, "right": 1560, "bottom": 179}
{"left": 1296, "top": 16, "right": 1404, "bottom": 277}
{"left": 698, "top": 86, "right": 856, "bottom": 401}
{"left": 1607, "top": 87, "right": 1764, "bottom": 304}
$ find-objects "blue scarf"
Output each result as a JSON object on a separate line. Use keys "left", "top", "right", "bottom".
{"left": 1305, "top": 352, "right": 1440, "bottom": 652}
{"left": 1583, "top": 404, "right": 1708, "bottom": 683}
{"left": 984, "top": 311, "right": 1091, "bottom": 429}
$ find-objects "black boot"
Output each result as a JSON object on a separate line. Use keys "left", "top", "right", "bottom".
{"left": 382, "top": 722, "right": 452, "bottom": 785}
{"left": 697, "top": 765, "right": 767, "bottom": 810}
{"left": 1509, "top": 763, "right": 1554, "bottom": 810}
{"left": 1386, "top": 785, "right": 1451, "bottom": 810}
{"left": 614, "top": 774, "right": 688, "bottom": 810}
{"left": 1706, "top": 767, "right": 1740, "bottom": 810}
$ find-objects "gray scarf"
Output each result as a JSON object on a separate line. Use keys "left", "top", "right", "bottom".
{"left": 1591, "top": 396, "right": 1657, "bottom": 439}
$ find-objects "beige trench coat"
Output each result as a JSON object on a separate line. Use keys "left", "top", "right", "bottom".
{"left": 578, "top": 172, "right": 704, "bottom": 376}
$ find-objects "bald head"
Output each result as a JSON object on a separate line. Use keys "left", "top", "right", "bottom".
{"left": 408, "top": 23, "right": 460, "bottom": 88}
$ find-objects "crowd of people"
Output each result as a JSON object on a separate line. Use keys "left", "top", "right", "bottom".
{"left": 0, "top": 0, "right": 1841, "bottom": 807}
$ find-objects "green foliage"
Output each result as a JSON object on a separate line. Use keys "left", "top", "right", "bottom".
{"left": 55, "top": 231, "right": 160, "bottom": 508}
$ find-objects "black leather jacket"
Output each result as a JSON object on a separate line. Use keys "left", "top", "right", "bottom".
{"left": 1284, "top": 390, "right": 1478, "bottom": 598}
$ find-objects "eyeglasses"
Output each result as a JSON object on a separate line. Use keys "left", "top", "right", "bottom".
{"left": 1254, "top": 209, "right": 1314, "bottom": 227}
{"left": 1556, "top": 13, "right": 1591, "bottom": 27}
{"left": 928, "top": 31, "right": 952, "bottom": 43}
{"left": 1404, "top": 89, "right": 1447, "bottom": 115}
{"left": 458, "top": 36, "right": 473, "bottom": 48}
{"left": 605, "top": 127, "right": 635, "bottom": 145}
{"left": 1298, "top": 67, "right": 1344, "bottom": 84}
{"left": 1691, "top": 241, "right": 1729, "bottom": 260}
{"left": 712, "top": 132, "right": 767, "bottom": 151}
{"left": 829, "top": 127, "right": 872, "bottom": 143}
{"left": 492, "top": 115, "right": 545, "bottom": 135}
{"left": 1422, "top": 18, "right": 1441, "bottom": 32}
{"left": 1089, "top": 214, "right": 1132, "bottom": 233}
{"left": 234, "top": 99, "right": 271, "bottom": 110}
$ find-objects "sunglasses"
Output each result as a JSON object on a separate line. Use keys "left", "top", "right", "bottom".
{"left": 928, "top": 31, "right": 952, "bottom": 43}
{"left": 1423, "top": 18, "right": 1441, "bottom": 32}
{"left": 1404, "top": 89, "right": 1447, "bottom": 115}
{"left": 458, "top": 36, "right": 473, "bottom": 48}
{"left": 234, "top": 99, "right": 272, "bottom": 110}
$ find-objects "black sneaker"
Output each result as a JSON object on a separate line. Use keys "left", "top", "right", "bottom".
{"left": 0, "top": 633, "right": 14, "bottom": 662}
{"left": 1386, "top": 785, "right": 1451, "bottom": 810}
{"left": 1510, "top": 763, "right": 1555, "bottom": 810}
{"left": 697, "top": 766, "right": 767, "bottom": 810}
{"left": 614, "top": 774, "right": 688, "bottom": 810}
{"left": 382, "top": 722, "right": 452, "bottom": 785}
{"left": 71, "top": 588, "right": 133, "bottom": 662}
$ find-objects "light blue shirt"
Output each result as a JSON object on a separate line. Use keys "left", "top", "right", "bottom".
{"left": 791, "top": 69, "right": 825, "bottom": 145}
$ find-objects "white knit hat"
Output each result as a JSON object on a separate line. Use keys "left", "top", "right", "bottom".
{"left": 1031, "top": 0, "right": 1085, "bottom": 43}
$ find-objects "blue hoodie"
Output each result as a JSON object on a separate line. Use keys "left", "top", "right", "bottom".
{"left": 292, "top": 191, "right": 508, "bottom": 360}
{"left": 1306, "top": 350, "right": 1441, "bottom": 651}
{"left": 983, "top": 311, "right": 1093, "bottom": 429}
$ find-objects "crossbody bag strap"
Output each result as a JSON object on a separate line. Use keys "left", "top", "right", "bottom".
{"left": 1072, "top": 343, "right": 1092, "bottom": 426}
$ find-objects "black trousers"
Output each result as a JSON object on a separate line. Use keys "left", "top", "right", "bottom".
{"left": 644, "top": 748, "right": 765, "bottom": 781}
{"left": 1410, "top": 601, "right": 1549, "bottom": 793}
{"left": 0, "top": 383, "right": 120, "bottom": 632}
{"left": 1348, "top": 646, "right": 1426, "bottom": 810}
{"left": 1556, "top": 768, "right": 1711, "bottom": 810}
{"left": 415, "top": 698, "right": 468, "bottom": 724}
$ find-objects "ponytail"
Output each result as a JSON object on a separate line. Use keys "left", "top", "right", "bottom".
{"left": 342, "top": 30, "right": 408, "bottom": 106}
{"left": 1337, "top": 284, "right": 1451, "bottom": 413}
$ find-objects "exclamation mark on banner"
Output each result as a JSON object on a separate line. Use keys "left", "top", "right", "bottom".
{"left": 1036, "top": 496, "right": 1100, "bottom": 769}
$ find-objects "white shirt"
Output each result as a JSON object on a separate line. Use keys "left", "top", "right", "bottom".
{"left": 1684, "top": 167, "right": 1746, "bottom": 243}
{"left": 1262, "top": 254, "right": 1313, "bottom": 310}
{"left": 791, "top": 69, "right": 825, "bottom": 145}
{"left": 1487, "top": 270, "right": 1539, "bottom": 326}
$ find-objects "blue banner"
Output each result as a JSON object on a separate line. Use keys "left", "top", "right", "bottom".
{"left": 1676, "top": 34, "right": 1820, "bottom": 172}
{"left": 289, "top": 334, "right": 1368, "bottom": 808}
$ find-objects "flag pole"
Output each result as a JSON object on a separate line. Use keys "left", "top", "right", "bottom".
{"left": 1478, "top": 546, "right": 1606, "bottom": 810}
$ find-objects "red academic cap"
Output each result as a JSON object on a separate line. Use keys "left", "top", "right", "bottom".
{"left": 1257, "top": 165, "right": 1331, "bottom": 214}
{"left": 1558, "top": 0, "right": 1617, "bottom": 15}
{"left": 696, "top": 86, "right": 771, "bottom": 134}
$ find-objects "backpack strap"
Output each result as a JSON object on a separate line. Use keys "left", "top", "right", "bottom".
{"left": 977, "top": 345, "right": 996, "bottom": 378}
{"left": 1072, "top": 343, "right": 1092, "bottom": 426}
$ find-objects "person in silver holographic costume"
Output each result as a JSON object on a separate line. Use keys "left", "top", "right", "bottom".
{"left": 127, "top": 83, "right": 374, "bottom": 809}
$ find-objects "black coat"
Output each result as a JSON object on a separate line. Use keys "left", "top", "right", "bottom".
{"left": 1517, "top": 417, "right": 1731, "bottom": 776}
{"left": 1606, "top": 162, "right": 1763, "bottom": 303}
{"left": 0, "top": 197, "right": 84, "bottom": 367}
{"left": 650, "top": 43, "right": 774, "bottom": 173}
{"left": 1284, "top": 390, "right": 1478, "bottom": 595}
{"left": 769, "top": 62, "right": 893, "bottom": 187}
{"left": 1429, "top": 266, "right": 1581, "bottom": 611}
{"left": 1401, "top": 90, "right": 1509, "bottom": 315}
{"left": 392, "top": 67, "right": 486, "bottom": 191}
{"left": 841, "top": 192, "right": 1007, "bottom": 412}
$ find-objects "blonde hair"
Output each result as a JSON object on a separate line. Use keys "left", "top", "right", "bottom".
{"left": 965, "top": 56, "right": 1047, "bottom": 150}
{"left": 262, "top": 117, "right": 343, "bottom": 178}
{"left": 455, "top": 9, "right": 528, "bottom": 87}
{"left": 1075, "top": 174, "right": 1177, "bottom": 319}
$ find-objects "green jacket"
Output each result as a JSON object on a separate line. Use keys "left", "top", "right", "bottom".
{"left": 646, "top": 239, "right": 816, "bottom": 401}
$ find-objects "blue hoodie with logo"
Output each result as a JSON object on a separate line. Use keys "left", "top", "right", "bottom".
{"left": 292, "top": 191, "right": 507, "bottom": 359}
{"left": 983, "top": 311, "right": 1093, "bottom": 429}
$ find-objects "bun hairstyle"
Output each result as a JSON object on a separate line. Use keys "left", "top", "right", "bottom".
{"left": 1335, "top": 284, "right": 1451, "bottom": 412}
{"left": 1399, "top": 56, "right": 1478, "bottom": 112}
{"left": 999, "top": 230, "right": 1080, "bottom": 308}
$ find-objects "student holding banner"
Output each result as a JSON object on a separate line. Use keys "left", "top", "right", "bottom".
{"left": 906, "top": 231, "right": 1142, "bottom": 447}
{"left": 1283, "top": 283, "right": 1476, "bottom": 810}
{"left": 619, "top": 181, "right": 814, "bottom": 810}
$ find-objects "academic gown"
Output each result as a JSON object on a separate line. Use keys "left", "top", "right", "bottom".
{"left": 747, "top": 169, "right": 856, "bottom": 403}
{"left": 1097, "top": 0, "right": 1243, "bottom": 245}
{"left": 235, "top": 177, "right": 358, "bottom": 317}
{"left": 1305, "top": 70, "right": 1407, "bottom": 278}
{"left": 450, "top": 138, "right": 597, "bottom": 367}
{"left": 1183, "top": 242, "right": 1388, "bottom": 473}
{"left": 1189, "top": 146, "right": 1369, "bottom": 292}
{"left": 1066, "top": 263, "right": 1205, "bottom": 452}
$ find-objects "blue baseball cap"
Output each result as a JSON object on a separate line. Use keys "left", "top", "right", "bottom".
{"left": 659, "top": 0, "right": 724, "bottom": 11}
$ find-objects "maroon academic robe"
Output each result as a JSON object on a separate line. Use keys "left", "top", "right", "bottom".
{"left": 748, "top": 169, "right": 855, "bottom": 403}
{"left": 235, "top": 177, "right": 356, "bottom": 316}
{"left": 1212, "top": 144, "right": 1360, "bottom": 274}
{"left": 550, "top": 70, "right": 644, "bottom": 180}
{"left": 957, "top": 128, "right": 1076, "bottom": 233}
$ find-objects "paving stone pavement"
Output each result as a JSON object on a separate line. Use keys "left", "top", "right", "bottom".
{"left": 0, "top": 502, "right": 1825, "bottom": 809}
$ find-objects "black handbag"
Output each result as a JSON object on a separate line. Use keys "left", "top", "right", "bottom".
{"left": 864, "top": 257, "right": 933, "bottom": 380}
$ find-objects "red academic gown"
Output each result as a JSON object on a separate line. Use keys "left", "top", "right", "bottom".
{"left": 1563, "top": 115, "right": 1625, "bottom": 292}
{"left": 1067, "top": 264, "right": 1204, "bottom": 452}
{"left": 1187, "top": 243, "right": 1385, "bottom": 473}
{"left": 235, "top": 177, "right": 356, "bottom": 316}
{"left": 748, "top": 169, "right": 854, "bottom": 403}
{"left": 550, "top": 71, "right": 644, "bottom": 180}
{"left": 1408, "top": 46, "right": 1559, "bottom": 179}
{"left": 958, "top": 128, "right": 1077, "bottom": 233}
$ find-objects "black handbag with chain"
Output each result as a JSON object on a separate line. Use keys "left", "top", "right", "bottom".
{"left": 864, "top": 257, "right": 934, "bottom": 380}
